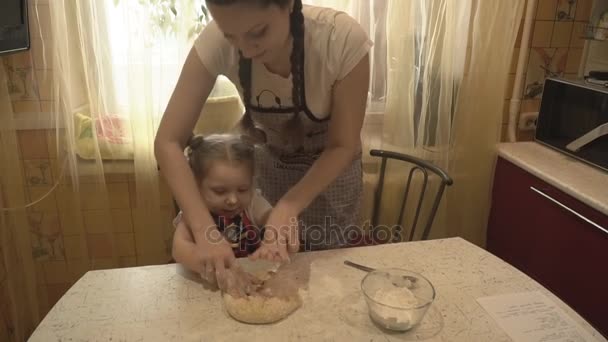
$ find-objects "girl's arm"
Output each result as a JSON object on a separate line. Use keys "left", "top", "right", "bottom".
{"left": 172, "top": 219, "right": 202, "bottom": 274}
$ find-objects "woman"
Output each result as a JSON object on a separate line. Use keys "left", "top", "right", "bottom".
{"left": 155, "top": 0, "right": 371, "bottom": 283}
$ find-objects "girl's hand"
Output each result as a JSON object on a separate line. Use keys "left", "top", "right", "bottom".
{"left": 195, "top": 231, "right": 236, "bottom": 287}
{"left": 250, "top": 205, "right": 300, "bottom": 263}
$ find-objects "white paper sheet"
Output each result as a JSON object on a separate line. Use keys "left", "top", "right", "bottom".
{"left": 476, "top": 291, "right": 604, "bottom": 342}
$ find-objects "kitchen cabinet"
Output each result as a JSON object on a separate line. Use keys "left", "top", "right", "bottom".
{"left": 488, "top": 156, "right": 608, "bottom": 337}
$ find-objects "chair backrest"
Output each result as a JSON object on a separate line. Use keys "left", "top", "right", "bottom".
{"left": 369, "top": 149, "right": 453, "bottom": 242}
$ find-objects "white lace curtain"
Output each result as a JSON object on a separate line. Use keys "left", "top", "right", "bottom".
{"left": 304, "top": 0, "right": 387, "bottom": 107}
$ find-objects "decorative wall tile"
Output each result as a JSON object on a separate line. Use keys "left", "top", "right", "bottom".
{"left": 3, "top": 55, "right": 38, "bottom": 102}
{"left": 24, "top": 159, "right": 53, "bottom": 186}
{"left": 523, "top": 48, "right": 568, "bottom": 99}
{"left": 556, "top": 0, "right": 577, "bottom": 21}
{"left": 28, "top": 210, "right": 64, "bottom": 261}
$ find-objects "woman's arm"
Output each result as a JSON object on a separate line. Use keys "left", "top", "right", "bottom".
{"left": 155, "top": 48, "right": 217, "bottom": 243}
{"left": 252, "top": 54, "right": 370, "bottom": 262}
{"left": 277, "top": 54, "right": 370, "bottom": 215}
{"left": 155, "top": 48, "right": 236, "bottom": 273}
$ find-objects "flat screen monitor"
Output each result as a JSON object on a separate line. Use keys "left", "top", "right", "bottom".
{"left": 0, "top": 0, "right": 30, "bottom": 56}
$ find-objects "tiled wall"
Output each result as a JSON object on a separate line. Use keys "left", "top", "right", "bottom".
{"left": 5, "top": 129, "right": 177, "bottom": 318}
{"left": 1, "top": 2, "right": 177, "bottom": 323}
{"left": 502, "top": 0, "right": 594, "bottom": 141}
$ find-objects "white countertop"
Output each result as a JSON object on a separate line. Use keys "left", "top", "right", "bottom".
{"left": 497, "top": 142, "right": 608, "bottom": 216}
{"left": 29, "top": 237, "right": 605, "bottom": 342}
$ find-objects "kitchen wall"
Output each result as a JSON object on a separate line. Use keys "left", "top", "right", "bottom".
{"left": 0, "top": 2, "right": 177, "bottom": 328}
{"left": 502, "top": 0, "right": 594, "bottom": 141}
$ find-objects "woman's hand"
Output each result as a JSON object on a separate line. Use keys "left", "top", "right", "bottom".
{"left": 194, "top": 230, "right": 237, "bottom": 287}
{"left": 250, "top": 204, "right": 300, "bottom": 263}
{"left": 220, "top": 265, "right": 264, "bottom": 298}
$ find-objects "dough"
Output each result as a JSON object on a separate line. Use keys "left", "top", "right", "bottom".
{"left": 223, "top": 256, "right": 310, "bottom": 324}
{"left": 223, "top": 291, "right": 302, "bottom": 324}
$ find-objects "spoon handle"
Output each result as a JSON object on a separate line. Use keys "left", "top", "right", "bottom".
{"left": 344, "top": 260, "right": 375, "bottom": 273}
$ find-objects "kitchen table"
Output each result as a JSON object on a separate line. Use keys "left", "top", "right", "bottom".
{"left": 29, "top": 237, "right": 606, "bottom": 341}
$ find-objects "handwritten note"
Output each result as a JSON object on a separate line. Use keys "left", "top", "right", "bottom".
{"left": 476, "top": 291, "right": 604, "bottom": 342}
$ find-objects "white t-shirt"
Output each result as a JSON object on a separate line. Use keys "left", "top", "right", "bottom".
{"left": 193, "top": 5, "right": 373, "bottom": 120}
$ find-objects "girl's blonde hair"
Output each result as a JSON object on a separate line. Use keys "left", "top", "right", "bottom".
{"left": 186, "top": 134, "right": 255, "bottom": 181}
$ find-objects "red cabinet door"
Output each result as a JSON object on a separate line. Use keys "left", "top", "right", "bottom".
{"left": 525, "top": 184, "right": 608, "bottom": 337}
{"left": 487, "top": 157, "right": 608, "bottom": 337}
{"left": 487, "top": 157, "right": 544, "bottom": 275}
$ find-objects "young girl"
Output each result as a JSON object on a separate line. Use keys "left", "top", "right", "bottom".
{"left": 171, "top": 134, "right": 273, "bottom": 280}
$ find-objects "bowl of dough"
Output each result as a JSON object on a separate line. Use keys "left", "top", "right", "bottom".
{"left": 222, "top": 258, "right": 304, "bottom": 325}
{"left": 361, "top": 268, "right": 435, "bottom": 331}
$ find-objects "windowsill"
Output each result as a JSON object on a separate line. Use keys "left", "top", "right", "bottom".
{"left": 76, "top": 157, "right": 136, "bottom": 175}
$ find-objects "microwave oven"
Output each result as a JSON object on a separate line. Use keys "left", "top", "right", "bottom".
{"left": 535, "top": 77, "right": 608, "bottom": 172}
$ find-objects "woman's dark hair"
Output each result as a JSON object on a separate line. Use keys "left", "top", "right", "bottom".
{"left": 206, "top": 0, "right": 305, "bottom": 144}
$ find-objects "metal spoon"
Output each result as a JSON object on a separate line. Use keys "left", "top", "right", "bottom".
{"left": 344, "top": 260, "right": 418, "bottom": 288}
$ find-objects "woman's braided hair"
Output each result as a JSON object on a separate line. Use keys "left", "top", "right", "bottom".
{"left": 206, "top": 0, "right": 306, "bottom": 145}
